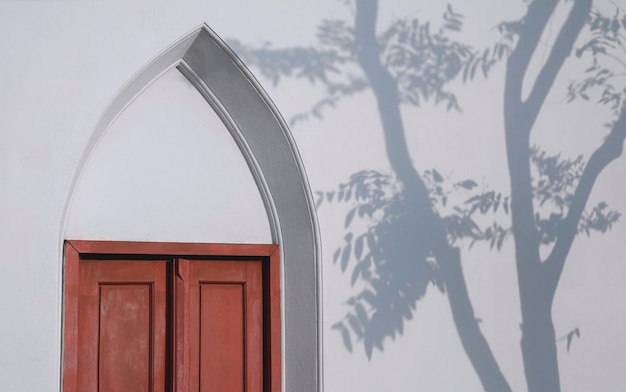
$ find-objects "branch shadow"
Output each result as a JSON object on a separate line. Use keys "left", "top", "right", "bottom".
{"left": 227, "top": 1, "right": 624, "bottom": 390}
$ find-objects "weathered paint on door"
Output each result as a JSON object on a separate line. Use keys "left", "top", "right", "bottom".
{"left": 78, "top": 259, "right": 168, "bottom": 391}
{"left": 63, "top": 241, "right": 281, "bottom": 391}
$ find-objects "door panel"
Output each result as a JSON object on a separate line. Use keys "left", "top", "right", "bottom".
{"left": 200, "top": 283, "right": 244, "bottom": 390}
{"left": 186, "top": 259, "right": 263, "bottom": 392}
{"left": 99, "top": 284, "right": 152, "bottom": 391}
{"left": 77, "top": 260, "right": 167, "bottom": 392}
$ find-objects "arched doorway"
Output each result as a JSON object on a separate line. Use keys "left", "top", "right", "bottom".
{"left": 61, "top": 25, "right": 322, "bottom": 391}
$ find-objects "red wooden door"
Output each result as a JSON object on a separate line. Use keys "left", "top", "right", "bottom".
{"left": 63, "top": 241, "right": 281, "bottom": 392}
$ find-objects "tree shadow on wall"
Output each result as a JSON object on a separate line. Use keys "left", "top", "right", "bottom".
{"left": 229, "top": 1, "right": 626, "bottom": 391}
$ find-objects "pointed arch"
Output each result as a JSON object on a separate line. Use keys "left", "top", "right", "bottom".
{"left": 60, "top": 25, "right": 322, "bottom": 391}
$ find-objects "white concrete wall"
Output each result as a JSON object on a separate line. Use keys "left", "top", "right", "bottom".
{"left": 1, "top": 1, "right": 625, "bottom": 391}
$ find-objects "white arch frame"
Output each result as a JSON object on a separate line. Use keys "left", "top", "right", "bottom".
{"left": 60, "top": 24, "right": 322, "bottom": 391}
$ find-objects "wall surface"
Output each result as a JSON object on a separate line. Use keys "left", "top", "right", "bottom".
{"left": 1, "top": 0, "right": 625, "bottom": 391}
{"left": 66, "top": 68, "right": 272, "bottom": 244}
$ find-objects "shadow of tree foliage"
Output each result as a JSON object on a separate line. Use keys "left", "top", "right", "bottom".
{"left": 229, "top": 4, "right": 506, "bottom": 127}
{"left": 229, "top": 1, "right": 626, "bottom": 391}
{"left": 320, "top": 145, "right": 620, "bottom": 357}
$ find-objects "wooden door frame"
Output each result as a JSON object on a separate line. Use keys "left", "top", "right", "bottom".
{"left": 62, "top": 239, "right": 281, "bottom": 392}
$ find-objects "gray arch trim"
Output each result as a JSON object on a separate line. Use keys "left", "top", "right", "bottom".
{"left": 59, "top": 25, "right": 322, "bottom": 391}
